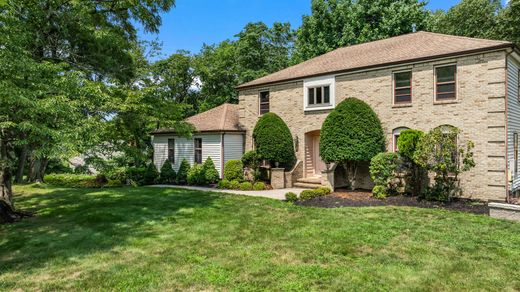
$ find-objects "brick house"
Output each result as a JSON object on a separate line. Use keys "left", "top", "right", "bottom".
{"left": 236, "top": 32, "right": 520, "bottom": 201}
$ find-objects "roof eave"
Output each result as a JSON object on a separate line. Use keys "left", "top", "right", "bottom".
{"left": 151, "top": 129, "right": 246, "bottom": 135}
{"left": 235, "top": 43, "right": 515, "bottom": 91}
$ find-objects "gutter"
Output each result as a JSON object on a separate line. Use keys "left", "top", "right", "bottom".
{"left": 236, "top": 44, "right": 516, "bottom": 90}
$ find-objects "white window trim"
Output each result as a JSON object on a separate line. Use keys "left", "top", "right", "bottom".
{"left": 392, "top": 127, "right": 409, "bottom": 152}
{"left": 303, "top": 75, "right": 335, "bottom": 111}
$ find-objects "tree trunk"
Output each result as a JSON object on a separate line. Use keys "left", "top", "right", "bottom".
{"left": 15, "top": 144, "right": 28, "bottom": 183}
{"left": 27, "top": 157, "right": 46, "bottom": 183}
{"left": 343, "top": 161, "right": 358, "bottom": 190}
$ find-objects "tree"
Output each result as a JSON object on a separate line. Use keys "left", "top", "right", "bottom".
{"left": 159, "top": 162, "right": 176, "bottom": 184}
{"left": 413, "top": 126, "right": 475, "bottom": 201}
{"left": 320, "top": 98, "right": 385, "bottom": 189}
{"left": 293, "top": 0, "right": 430, "bottom": 62}
{"left": 202, "top": 157, "right": 219, "bottom": 184}
{"left": 252, "top": 113, "right": 296, "bottom": 169}
{"left": 497, "top": 0, "right": 520, "bottom": 46}
{"left": 397, "top": 129, "right": 425, "bottom": 196}
{"left": 430, "top": 0, "right": 502, "bottom": 39}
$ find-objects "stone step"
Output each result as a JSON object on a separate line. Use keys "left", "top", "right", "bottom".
{"left": 297, "top": 177, "right": 322, "bottom": 184}
{"left": 293, "top": 182, "right": 322, "bottom": 189}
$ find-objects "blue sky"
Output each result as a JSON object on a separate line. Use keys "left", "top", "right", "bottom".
{"left": 137, "top": 0, "right": 505, "bottom": 60}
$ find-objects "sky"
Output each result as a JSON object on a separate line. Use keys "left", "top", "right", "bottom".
{"left": 137, "top": 0, "right": 506, "bottom": 60}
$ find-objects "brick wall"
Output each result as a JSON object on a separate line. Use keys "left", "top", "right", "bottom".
{"left": 239, "top": 51, "right": 508, "bottom": 200}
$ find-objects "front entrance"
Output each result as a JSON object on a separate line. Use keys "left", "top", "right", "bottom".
{"left": 305, "top": 130, "right": 326, "bottom": 178}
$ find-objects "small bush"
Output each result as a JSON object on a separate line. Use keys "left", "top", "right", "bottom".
{"left": 316, "top": 187, "right": 332, "bottom": 196}
{"left": 253, "top": 181, "right": 266, "bottom": 190}
{"left": 372, "top": 185, "right": 387, "bottom": 199}
{"left": 187, "top": 164, "right": 206, "bottom": 185}
{"left": 218, "top": 179, "right": 230, "bottom": 189}
{"left": 203, "top": 157, "right": 220, "bottom": 184}
{"left": 126, "top": 167, "right": 147, "bottom": 186}
{"left": 106, "top": 179, "right": 124, "bottom": 187}
{"left": 369, "top": 152, "right": 399, "bottom": 187}
{"left": 143, "top": 163, "right": 159, "bottom": 185}
{"left": 224, "top": 160, "right": 244, "bottom": 181}
{"left": 300, "top": 190, "right": 317, "bottom": 201}
{"left": 105, "top": 167, "right": 128, "bottom": 183}
{"left": 159, "top": 162, "right": 176, "bottom": 184}
{"left": 285, "top": 192, "right": 298, "bottom": 202}
{"left": 44, "top": 173, "right": 97, "bottom": 188}
{"left": 242, "top": 150, "right": 261, "bottom": 169}
{"left": 176, "top": 159, "right": 191, "bottom": 185}
{"left": 397, "top": 129, "right": 424, "bottom": 159}
{"left": 239, "top": 181, "right": 253, "bottom": 191}
{"left": 229, "top": 180, "right": 241, "bottom": 190}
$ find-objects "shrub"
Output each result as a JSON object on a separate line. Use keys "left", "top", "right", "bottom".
{"left": 285, "top": 192, "right": 298, "bottom": 202}
{"left": 126, "top": 167, "right": 147, "bottom": 186}
{"left": 300, "top": 190, "right": 318, "bottom": 201}
{"left": 397, "top": 129, "right": 424, "bottom": 160}
{"left": 242, "top": 150, "right": 262, "bottom": 181}
{"left": 44, "top": 173, "right": 97, "bottom": 188}
{"left": 253, "top": 181, "right": 266, "bottom": 190}
{"left": 239, "top": 181, "right": 253, "bottom": 191}
{"left": 369, "top": 152, "right": 399, "bottom": 186}
{"left": 372, "top": 185, "right": 387, "bottom": 199}
{"left": 224, "top": 160, "right": 244, "bottom": 181}
{"left": 143, "top": 163, "right": 159, "bottom": 185}
{"left": 397, "top": 129, "right": 426, "bottom": 196}
{"left": 187, "top": 164, "right": 206, "bottom": 185}
{"left": 105, "top": 167, "right": 128, "bottom": 183}
{"left": 253, "top": 113, "right": 296, "bottom": 168}
{"left": 202, "top": 157, "right": 220, "bottom": 184}
{"left": 218, "top": 179, "right": 230, "bottom": 189}
{"left": 316, "top": 187, "right": 332, "bottom": 196}
{"left": 176, "top": 159, "right": 191, "bottom": 185}
{"left": 159, "top": 161, "right": 176, "bottom": 184}
{"left": 229, "top": 180, "right": 241, "bottom": 190}
{"left": 106, "top": 179, "right": 123, "bottom": 187}
{"left": 320, "top": 98, "right": 385, "bottom": 189}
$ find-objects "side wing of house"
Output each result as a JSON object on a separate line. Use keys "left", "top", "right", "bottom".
{"left": 223, "top": 133, "right": 244, "bottom": 167}
{"left": 507, "top": 55, "right": 520, "bottom": 193}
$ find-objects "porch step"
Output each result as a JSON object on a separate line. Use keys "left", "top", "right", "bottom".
{"left": 293, "top": 182, "right": 322, "bottom": 189}
{"left": 297, "top": 177, "right": 321, "bottom": 184}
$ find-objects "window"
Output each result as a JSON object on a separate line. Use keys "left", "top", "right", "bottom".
{"left": 394, "top": 71, "right": 412, "bottom": 104}
{"left": 392, "top": 127, "right": 409, "bottom": 152}
{"left": 194, "top": 138, "right": 202, "bottom": 164}
{"left": 167, "top": 139, "right": 175, "bottom": 164}
{"left": 435, "top": 65, "right": 457, "bottom": 101}
{"left": 308, "top": 86, "right": 331, "bottom": 106}
{"left": 514, "top": 133, "right": 518, "bottom": 175}
{"left": 259, "top": 91, "right": 270, "bottom": 115}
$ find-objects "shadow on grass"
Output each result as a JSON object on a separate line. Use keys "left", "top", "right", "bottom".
{"left": 0, "top": 185, "right": 220, "bottom": 274}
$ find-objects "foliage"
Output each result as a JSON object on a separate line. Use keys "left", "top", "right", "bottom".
{"left": 159, "top": 162, "right": 177, "bottom": 184}
{"left": 229, "top": 180, "right": 241, "bottom": 190}
{"left": 176, "top": 159, "right": 191, "bottom": 185}
{"left": 242, "top": 150, "right": 261, "bottom": 170}
{"left": 316, "top": 187, "right": 332, "bottom": 196}
{"left": 202, "top": 157, "right": 220, "bottom": 184}
{"left": 224, "top": 160, "right": 244, "bottom": 181}
{"left": 397, "top": 129, "right": 425, "bottom": 160}
{"left": 372, "top": 185, "right": 388, "bottom": 199}
{"left": 253, "top": 113, "right": 296, "bottom": 168}
{"left": 217, "top": 179, "right": 230, "bottom": 189}
{"left": 143, "top": 163, "right": 159, "bottom": 185}
{"left": 498, "top": 0, "right": 520, "bottom": 46}
{"left": 187, "top": 164, "right": 206, "bottom": 186}
{"left": 299, "top": 188, "right": 330, "bottom": 201}
{"left": 126, "top": 167, "right": 147, "bottom": 186}
{"left": 44, "top": 174, "right": 98, "bottom": 188}
{"left": 397, "top": 129, "right": 426, "bottom": 196}
{"left": 285, "top": 192, "right": 298, "bottom": 202}
{"left": 239, "top": 182, "right": 253, "bottom": 191}
{"left": 413, "top": 126, "right": 476, "bottom": 201}
{"left": 253, "top": 182, "right": 267, "bottom": 191}
{"left": 369, "top": 153, "right": 399, "bottom": 188}
{"left": 293, "top": 0, "right": 431, "bottom": 62}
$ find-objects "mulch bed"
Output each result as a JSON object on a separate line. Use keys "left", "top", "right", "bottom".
{"left": 295, "top": 189, "right": 489, "bottom": 215}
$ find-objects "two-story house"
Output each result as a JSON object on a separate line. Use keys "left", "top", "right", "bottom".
{"left": 236, "top": 31, "right": 520, "bottom": 201}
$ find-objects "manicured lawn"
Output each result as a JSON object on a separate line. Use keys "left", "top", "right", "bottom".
{"left": 1, "top": 185, "right": 520, "bottom": 291}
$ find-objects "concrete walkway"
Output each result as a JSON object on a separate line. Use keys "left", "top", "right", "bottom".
{"left": 151, "top": 185, "right": 307, "bottom": 200}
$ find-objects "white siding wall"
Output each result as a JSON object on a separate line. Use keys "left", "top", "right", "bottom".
{"left": 153, "top": 134, "right": 223, "bottom": 176}
{"left": 223, "top": 133, "right": 245, "bottom": 167}
{"left": 507, "top": 56, "right": 520, "bottom": 191}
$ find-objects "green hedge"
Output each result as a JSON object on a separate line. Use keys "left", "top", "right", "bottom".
{"left": 320, "top": 97, "right": 385, "bottom": 163}
{"left": 253, "top": 113, "right": 296, "bottom": 168}
{"left": 44, "top": 173, "right": 124, "bottom": 188}
{"left": 203, "top": 157, "right": 220, "bottom": 184}
{"left": 224, "top": 160, "right": 244, "bottom": 181}
{"left": 187, "top": 164, "right": 206, "bottom": 185}
{"left": 159, "top": 162, "right": 177, "bottom": 184}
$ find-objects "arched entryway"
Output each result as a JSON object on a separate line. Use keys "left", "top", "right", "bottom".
{"left": 304, "top": 130, "right": 326, "bottom": 178}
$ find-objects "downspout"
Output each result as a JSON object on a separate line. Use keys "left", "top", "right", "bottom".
{"left": 221, "top": 133, "right": 225, "bottom": 179}
{"left": 505, "top": 50, "right": 513, "bottom": 203}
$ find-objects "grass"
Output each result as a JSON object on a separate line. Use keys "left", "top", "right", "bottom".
{"left": 1, "top": 185, "right": 520, "bottom": 291}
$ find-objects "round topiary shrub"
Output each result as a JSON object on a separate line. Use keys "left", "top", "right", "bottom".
{"left": 253, "top": 181, "right": 266, "bottom": 190}
{"left": 239, "top": 181, "right": 253, "bottom": 191}
{"left": 369, "top": 152, "right": 399, "bottom": 187}
{"left": 202, "top": 157, "right": 220, "bottom": 184}
{"left": 217, "top": 179, "right": 230, "bottom": 189}
{"left": 159, "top": 161, "right": 176, "bottom": 184}
{"left": 176, "top": 159, "right": 191, "bottom": 185}
{"left": 224, "top": 160, "right": 244, "bottom": 181}
{"left": 253, "top": 113, "right": 296, "bottom": 168}
{"left": 320, "top": 98, "right": 385, "bottom": 163}
{"left": 187, "top": 164, "right": 205, "bottom": 185}
{"left": 372, "top": 185, "right": 387, "bottom": 199}
{"left": 285, "top": 192, "right": 298, "bottom": 202}
{"left": 229, "top": 180, "right": 241, "bottom": 190}
{"left": 397, "top": 129, "right": 424, "bottom": 159}
{"left": 300, "top": 190, "right": 317, "bottom": 201}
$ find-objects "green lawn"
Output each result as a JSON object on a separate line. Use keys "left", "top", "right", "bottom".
{"left": 1, "top": 185, "right": 520, "bottom": 291}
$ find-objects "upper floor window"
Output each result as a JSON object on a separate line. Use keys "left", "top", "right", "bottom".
{"left": 435, "top": 65, "right": 457, "bottom": 101}
{"left": 308, "top": 86, "right": 331, "bottom": 106}
{"left": 259, "top": 91, "right": 270, "bottom": 115}
{"left": 167, "top": 138, "right": 175, "bottom": 164}
{"left": 194, "top": 138, "right": 202, "bottom": 164}
{"left": 394, "top": 71, "right": 412, "bottom": 104}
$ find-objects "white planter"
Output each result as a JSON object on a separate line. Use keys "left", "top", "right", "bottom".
{"left": 489, "top": 202, "right": 520, "bottom": 222}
